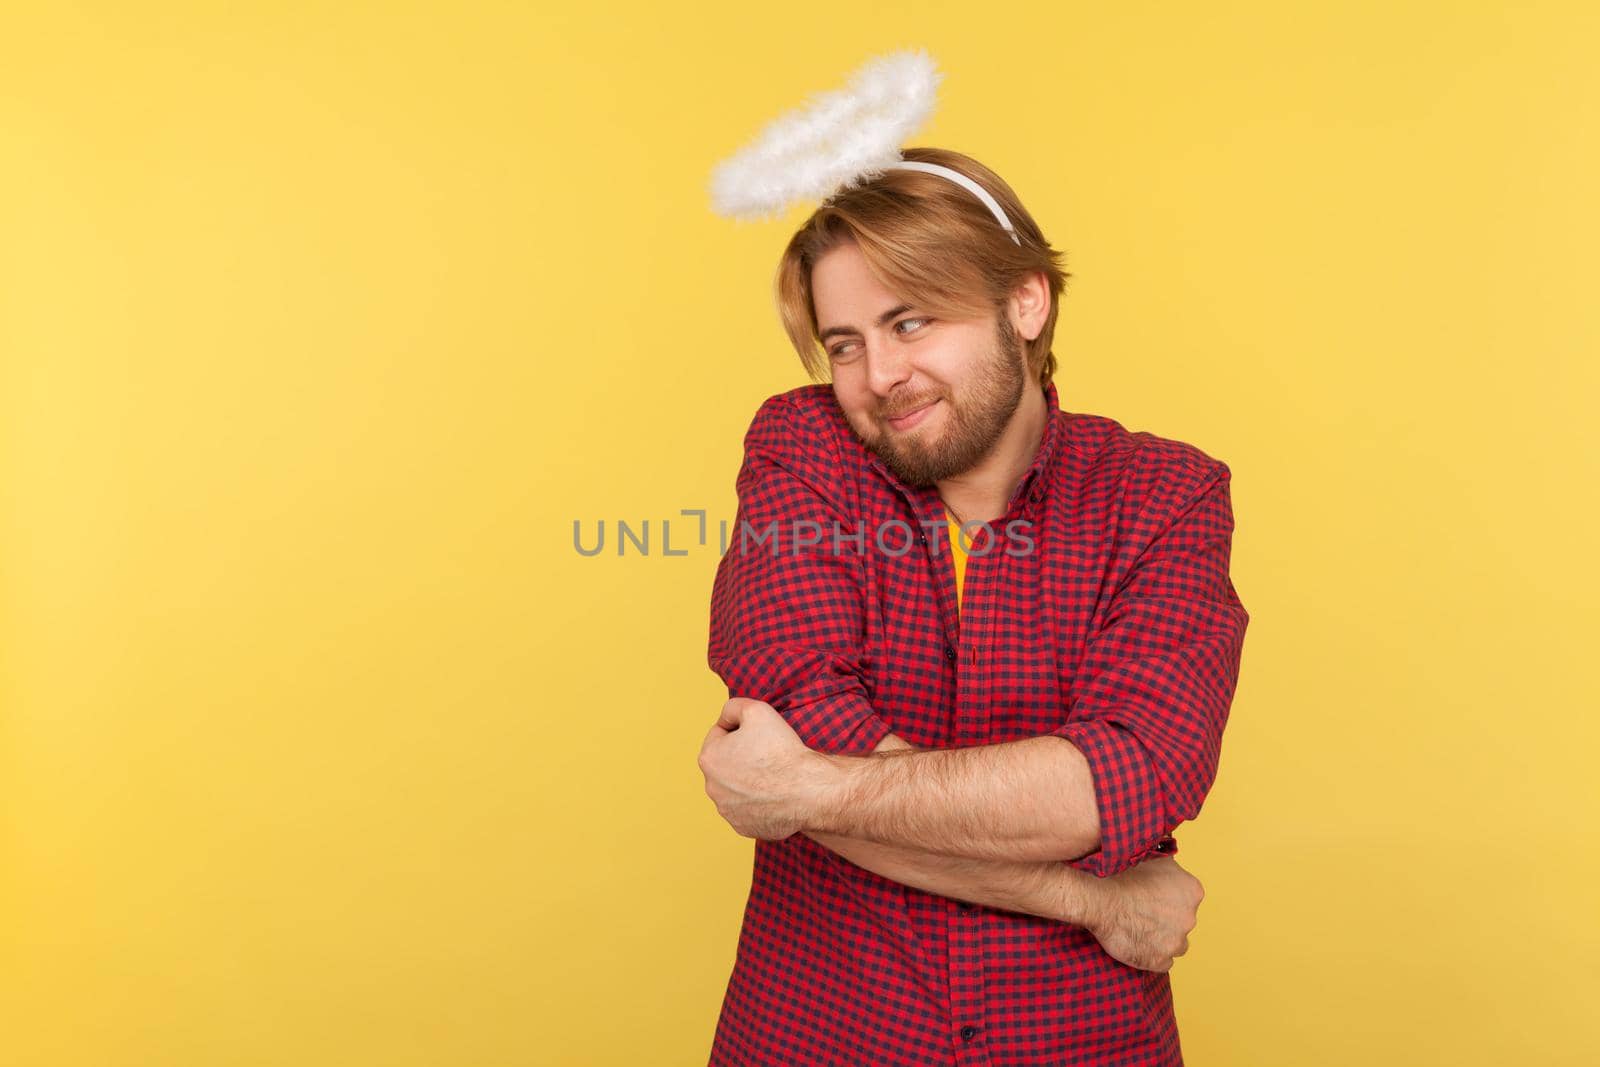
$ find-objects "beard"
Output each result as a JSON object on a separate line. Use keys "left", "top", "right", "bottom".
{"left": 851, "top": 315, "right": 1028, "bottom": 488}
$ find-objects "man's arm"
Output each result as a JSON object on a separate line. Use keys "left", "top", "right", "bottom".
{"left": 805, "top": 828, "right": 1199, "bottom": 972}
{"left": 706, "top": 395, "right": 892, "bottom": 755}
{"left": 804, "top": 732, "right": 1100, "bottom": 863}
{"left": 796, "top": 462, "right": 1248, "bottom": 873}
{"left": 801, "top": 735, "right": 1201, "bottom": 973}
{"left": 806, "top": 825, "right": 1076, "bottom": 920}
{"left": 805, "top": 733, "right": 1085, "bottom": 912}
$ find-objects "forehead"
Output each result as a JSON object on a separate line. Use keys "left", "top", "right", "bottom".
{"left": 811, "top": 241, "right": 905, "bottom": 328}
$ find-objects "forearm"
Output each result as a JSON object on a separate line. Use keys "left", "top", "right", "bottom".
{"left": 803, "top": 827, "right": 1103, "bottom": 923}
{"left": 801, "top": 733, "right": 1096, "bottom": 922}
{"left": 806, "top": 733, "right": 1101, "bottom": 863}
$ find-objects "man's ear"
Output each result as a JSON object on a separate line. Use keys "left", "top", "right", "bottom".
{"left": 1011, "top": 270, "right": 1051, "bottom": 342}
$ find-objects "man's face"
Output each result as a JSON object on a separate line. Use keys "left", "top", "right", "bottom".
{"left": 812, "top": 240, "right": 1027, "bottom": 488}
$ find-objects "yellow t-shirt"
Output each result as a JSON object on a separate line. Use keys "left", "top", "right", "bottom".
{"left": 947, "top": 509, "right": 969, "bottom": 613}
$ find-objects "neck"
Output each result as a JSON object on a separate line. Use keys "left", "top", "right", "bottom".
{"left": 938, "top": 385, "right": 1048, "bottom": 526}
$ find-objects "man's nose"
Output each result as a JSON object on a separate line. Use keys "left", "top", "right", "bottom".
{"left": 864, "top": 339, "right": 912, "bottom": 398}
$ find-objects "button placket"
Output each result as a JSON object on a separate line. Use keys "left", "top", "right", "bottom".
{"left": 948, "top": 817, "right": 987, "bottom": 1058}
{"left": 946, "top": 489, "right": 988, "bottom": 1061}
{"left": 914, "top": 495, "right": 961, "bottom": 669}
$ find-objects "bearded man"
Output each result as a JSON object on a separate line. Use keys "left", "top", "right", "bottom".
{"left": 698, "top": 146, "right": 1250, "bottom": 1067}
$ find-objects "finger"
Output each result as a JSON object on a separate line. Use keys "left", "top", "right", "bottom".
{"left": 717, "top": 698, "right": 747, "bottom": 731}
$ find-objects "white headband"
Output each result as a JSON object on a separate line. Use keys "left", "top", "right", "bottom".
{"left": 882, "top": 160, "right": 1020, "bottom": 245}
{"left": 708, "top": 49, "right": 1022, "bottom": 247}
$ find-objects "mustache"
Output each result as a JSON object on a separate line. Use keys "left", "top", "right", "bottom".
{"left": 880, "top": 395, "right": 942, "bottom": 419}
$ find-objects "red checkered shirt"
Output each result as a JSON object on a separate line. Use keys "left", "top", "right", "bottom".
{"left": 706, "top": 379, "right": 1249, "bottom": 1066}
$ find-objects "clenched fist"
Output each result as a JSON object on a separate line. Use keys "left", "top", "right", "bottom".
{"left": 698, "top": 697, "right": 831, "bottom": 840}
{"left": 1084, "top": 856, "right": 1204, "bottom": 973}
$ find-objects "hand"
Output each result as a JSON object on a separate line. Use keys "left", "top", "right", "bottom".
{"left": 1083, "top": 856, "right": 1204, "bottom": 973}
{"left": 698, "top": 698, "right": 831, "bottom": 840}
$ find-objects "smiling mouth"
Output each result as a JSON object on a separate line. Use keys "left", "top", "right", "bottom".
{"left": 885, "top": 398, "right": 939, "bottom": 429}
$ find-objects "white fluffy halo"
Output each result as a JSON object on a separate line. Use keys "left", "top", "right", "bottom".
{"left": 708, "top": 49, "right": 942, "bottom": 223}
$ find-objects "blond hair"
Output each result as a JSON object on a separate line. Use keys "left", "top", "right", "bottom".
{"left": 774, "top": 146, "right": 1070, "bottom": 387}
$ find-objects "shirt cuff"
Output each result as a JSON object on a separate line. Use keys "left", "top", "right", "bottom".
{"left": 785, "top": 688, "right": 893, "bottom": 755}
{"left": 1053, "top": 719, "right": 1175, "bottom": 877}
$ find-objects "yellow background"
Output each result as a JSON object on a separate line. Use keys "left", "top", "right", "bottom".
{"left": 3, "top": 3, "right": 1596, "bottom": 1064}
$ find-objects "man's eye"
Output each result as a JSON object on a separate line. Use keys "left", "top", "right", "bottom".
{"left": 828, "top": 319, "right": 930, "bottom": 360}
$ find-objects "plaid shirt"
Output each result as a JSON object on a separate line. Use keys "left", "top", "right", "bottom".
{"left": 706, "top": 380, "right": 1249, "bottom": 1066}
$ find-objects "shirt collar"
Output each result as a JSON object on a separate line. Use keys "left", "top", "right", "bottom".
{"left": 864, "top": 379, "right": 1066, "bottom": 517}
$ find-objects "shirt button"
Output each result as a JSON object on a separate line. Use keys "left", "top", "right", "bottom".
{"left": 944, "top": 645, "right": 955, "bottom": 662}
{"left": 960, "top": 1025, "right": 979, "bottom": 1041}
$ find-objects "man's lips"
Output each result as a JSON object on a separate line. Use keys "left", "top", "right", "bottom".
{"left": 885, "top": 398, "right": 939, "bottom": 430}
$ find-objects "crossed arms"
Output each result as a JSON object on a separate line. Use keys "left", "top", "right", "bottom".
{"left": 802, "top": 733, "right": 1199, "bottom": 971}
{"left": 699, "top": 696, "right": 1203, "bottom": 970}
{"left": 804, "top": 731, "right": 1111, "bottom": 927}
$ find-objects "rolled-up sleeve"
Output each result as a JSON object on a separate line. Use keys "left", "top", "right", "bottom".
{"left": 1053, "top": 457, "right": 1249, "bottom": 877}
{"left": 707, "top": 397, "right": 892, "bottom": 756}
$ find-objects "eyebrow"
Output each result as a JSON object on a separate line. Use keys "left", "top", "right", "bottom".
{"left": 818, "top": 304, "right": 913, "bottom": 343}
